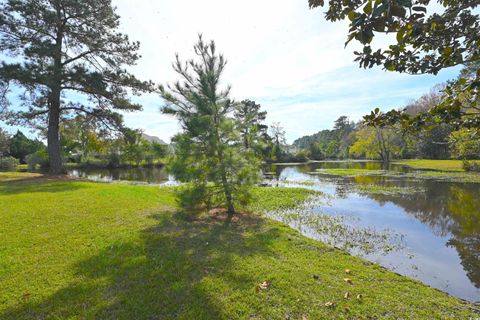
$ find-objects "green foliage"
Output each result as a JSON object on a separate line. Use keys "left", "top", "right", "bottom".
{"left": 0, "top": 128, "right": 9, "bottom": 157}
{"left": 309, "top": 0, "right": 479, "bottom": 76}
{"left": 290, "top": 150, "right": 310, "bottom": 163}
{"left": 123, "top": 144, "right": 144, "bottom": 166}
{"left": 308, "top": 142, "right": 325, "bottom": 160}
{"left": 463, "top": 160, "right": 480, "bottom": 172}
{"left": 58, "top": 116, "right": 167, "bottom": 167}
{"left": 294, "top": 116, "right": 356, "bottom": 160}
{"left": 160, "top": 35, "right": 261, "bottom": 218}
{"left": 234, "top": 99, "right": 269, "bottom": 152}
{"left": 350, "top": 125, "right": 401, "bottom": 162}
{"left": 0, "top": 0, "right": 153, "bottom": 173}
{"left": 25, "top": 149, "right": 49, "bottom": 169}
{"left": 449, "top": 128, "right": 480, "bottom": 160}
{"left": 8, "top": 131, "right": 45, "bottom": 163}
{"left": 0, "top": 156, "right": 19, "bottom": 168}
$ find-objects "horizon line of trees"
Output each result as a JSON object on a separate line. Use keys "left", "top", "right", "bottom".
{"left": 292, "top": 84, "right": 480, "bottom": 165}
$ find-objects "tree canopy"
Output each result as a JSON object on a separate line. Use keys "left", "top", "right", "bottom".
{"left": 309, "top": 0, "right": 480, "bottom": 134}
{"left": 160, "top": 35, "right": 261, "bottom": 219}
{"left": 0, "top": 0, "right": 152, "bottom": 173}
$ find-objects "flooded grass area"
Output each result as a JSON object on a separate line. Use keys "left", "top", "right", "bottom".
{"left": 265, "top": 161, "right": 480, "bottom": 302}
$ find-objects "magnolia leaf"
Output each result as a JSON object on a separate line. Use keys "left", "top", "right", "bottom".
{"left": 364, "top": 0, "right": 373, "bottom": 15}
{"left": 412, "top": 6, "right": 427, "bottom": 13}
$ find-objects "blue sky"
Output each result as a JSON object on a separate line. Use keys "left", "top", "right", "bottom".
{"left": 0, "top": 0, "right": 461, "bottom": 143}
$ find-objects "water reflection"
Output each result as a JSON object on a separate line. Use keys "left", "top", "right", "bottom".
{"left": 68, "top": 167, "right": 170, "bottom": 184}
{"left": 266, "top": 162, "right": 480, "bottom": 302}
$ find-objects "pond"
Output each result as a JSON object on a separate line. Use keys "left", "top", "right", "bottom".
{"left": 66, "top": 167, "right": 172, "bottom": 184}
{"left": 11, "top": 161, "right": 480, "bottom": 302}
{"left": 265, "top": 161, "right": 480, "bottom": 303}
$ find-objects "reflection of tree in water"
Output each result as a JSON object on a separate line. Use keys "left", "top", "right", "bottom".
{"left": 365, "top": 182, "right": 480, "bottom": 289}
{"left": 360, "top": 179, "right": 454, "bottom": 237}
{"left": 446, "top": 186, "right": 480, "bottom": 290}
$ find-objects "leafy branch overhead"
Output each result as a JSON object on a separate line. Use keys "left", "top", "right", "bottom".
{"left": 309, "top": 0, "right": 479, "bottom": 134}
{"left": 309, "top": 0, "right": 479, "bottom": 74}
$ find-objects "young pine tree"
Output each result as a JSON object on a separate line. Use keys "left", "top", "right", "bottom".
{"left": 160, "top": 35, "right": 261, "bottom": 220}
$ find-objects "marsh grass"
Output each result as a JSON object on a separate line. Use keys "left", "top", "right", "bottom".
{"left": 395, "top": 159, "right": 476, "bottom": 171}
{"left": 354, "top": 184, "right": 421, "bottom": 195}
{"left": 315, "top": 168, "right": 387, "bottom": 176}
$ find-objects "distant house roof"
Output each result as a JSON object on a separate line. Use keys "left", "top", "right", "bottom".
{"left": 142, "top": 133, "right": 167, "bottom": 145}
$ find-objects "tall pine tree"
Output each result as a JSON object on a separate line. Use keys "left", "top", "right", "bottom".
{"left": 0, "top": 0, "right": 153, "bottom": 174}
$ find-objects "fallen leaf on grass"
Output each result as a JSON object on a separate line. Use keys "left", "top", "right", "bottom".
{"left": 345, "top": 268, "right": 351, "bottom": 274}
{"left": 21, "top": 293, "right": 31, "bottom": 300}
{"left": 343, "top": 278, "right": 353, "bottom": 284}
{"left": 255, "top": 280, "right": 271, "bottom": 292}
{"left": 356, "top": 294, "right": 363, "bottom": 300}
{"left": 344, "top": 292, "right": 350, "bottom": 299}
{"left": 325, "top": 301, "right": 335, "bottom": 308}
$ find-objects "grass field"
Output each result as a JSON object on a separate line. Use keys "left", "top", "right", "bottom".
{"left": 0, "top": 172, "right": 478, "bottom": 319}
{"left": 395, "top": 159, "right": 472, "bottom": 171}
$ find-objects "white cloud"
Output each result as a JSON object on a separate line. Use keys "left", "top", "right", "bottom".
{"left": 1, "top": 0, "right": 461, "bottom": 143}
{"left": 111, "top": 0, "right": 460, "bottom": 143}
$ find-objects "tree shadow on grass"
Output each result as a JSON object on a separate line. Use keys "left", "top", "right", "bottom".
{"left": 1, "top": 210, "right": 279, "bottom": 319}
{"left": 0, "top": 175, "right": 87, "bottom": 195}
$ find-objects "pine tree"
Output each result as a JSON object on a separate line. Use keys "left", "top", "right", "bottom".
{"left": 0, "top": 0, "right": 153, "bottom": 174}
{"left": 160, "top": 35, "right": 260, "bottom": 220}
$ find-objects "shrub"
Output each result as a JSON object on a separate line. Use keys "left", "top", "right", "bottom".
{"left": 0, "top": 156, "right": 20, "bottom": 168}
{"left": 25, "top": 150, "right": 49, "bottom": 169}
{"left": 463, "top": 160, "right": 480, "bottom": 172}
{"left": 108, "top": 152, "right": 121, "bottom": 168}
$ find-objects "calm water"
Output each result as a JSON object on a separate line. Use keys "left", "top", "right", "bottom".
{"left": 21, "top": 162, "right": 480, "bottom": 301}
{"left": 265, "top": 162, "right": 480, "bottom": 302}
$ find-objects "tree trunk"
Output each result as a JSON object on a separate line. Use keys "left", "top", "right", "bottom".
{"left": 219, "top": 154, "right": 235, "bottom": 222}
{"left": 48, "top": 9, "right": 64, "bottom": 175}
{"left": 48, "top": 96, "right": 63, "bottom": 175}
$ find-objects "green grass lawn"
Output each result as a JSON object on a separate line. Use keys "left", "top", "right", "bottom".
{"left": 0, "top": 173, "right": 477, "bottom": 319}
{"left": 395, "top": 159, "right": 473, "bottom": 171}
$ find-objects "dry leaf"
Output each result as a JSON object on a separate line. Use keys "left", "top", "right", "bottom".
{"left": 256, "top": 280, "right": 271, "bottom": 292}
{"left": 21, "top": 293, "right": 31, "bottom": 300}
{"left": 356, "top": 294, "right": 363, "bottom": 300}
{"left": 343, "top": 278, "right": 353, "bottom": 284}
{"left": 345, "top": 268, "right": 351, "bottom": 274}
{"left": 344, "top": 292, "right": 350, "bottom": 299}
{"left": 324, "top": 301, "right": 335, "bottom": 308}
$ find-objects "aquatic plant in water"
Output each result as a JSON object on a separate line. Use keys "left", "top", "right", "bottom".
{"left": 262, "top": 195, "right": 406, "bottom": 257}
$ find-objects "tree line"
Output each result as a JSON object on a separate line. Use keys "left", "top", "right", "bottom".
{"left": 0, "top": 124, "right": 169, "bottom": 169}
{"left": 293, "top": 81, "right": 480, "bottom": 165}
